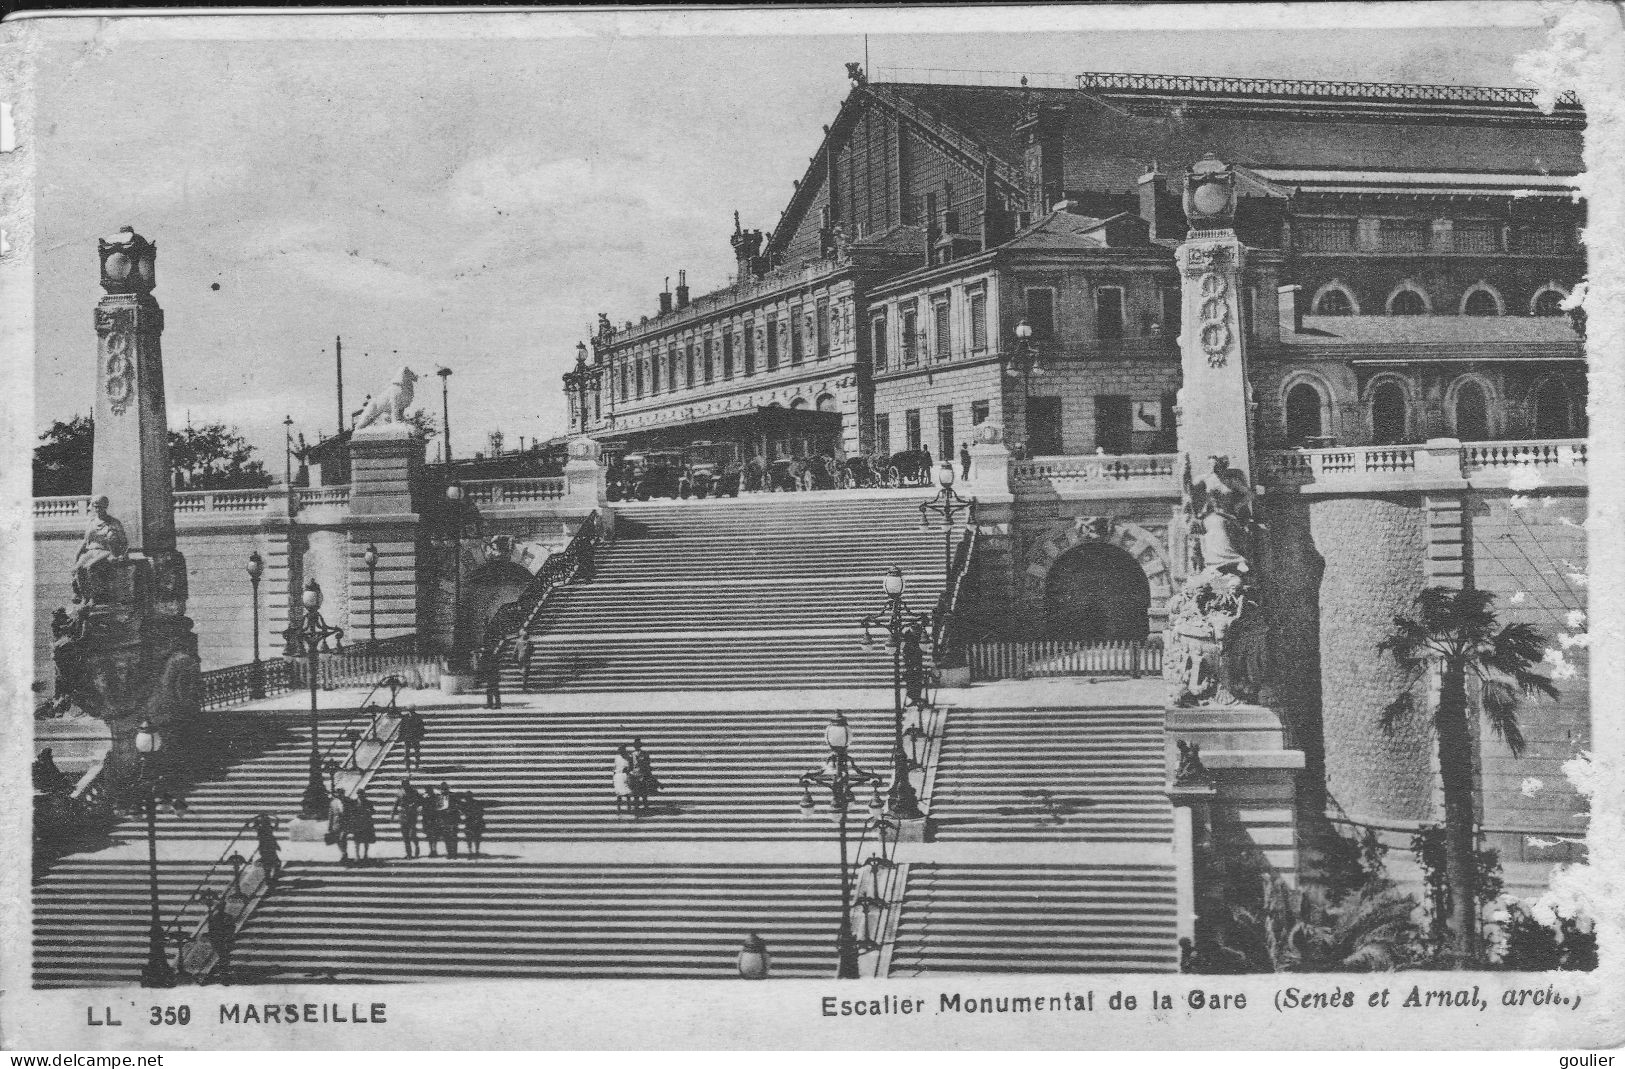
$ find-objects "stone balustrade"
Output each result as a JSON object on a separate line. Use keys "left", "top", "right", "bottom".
{"left": 461, "top": 477, "right": 568, "bottom": 508}
{"left": 1260, "top": 437, "right": 1587, "bottom": 491}
{"left": 1012, "top": 453, "right": 1177, "bottom": 491}
{"left": 296, "top": 485, "right": 352, "bottom": 508}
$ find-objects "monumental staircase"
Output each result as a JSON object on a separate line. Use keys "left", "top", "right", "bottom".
{"left": 35, "top": 493, "right": 1184, "bottom": 986}
{"left": 503, "top": 495, "right": 955, "bottom": 692}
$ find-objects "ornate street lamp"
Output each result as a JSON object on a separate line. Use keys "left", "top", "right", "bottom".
{"left": 444, "top": 484, "right": 469, "bottom": 672}
{"left": 281, "top": 579, "right": 344, "bottom": 820}
{"left": 134, "top": 718, "right": 176, "bottom": 988}
{"left": 1004, "top": 318, "right": 1044, "bottom": 457}
{"left": 737, "top": 934, "right": 770, "bottom": 980}
{"left": 363, "top": 543, "right": 379, "bottom": 644}
{"left": 860, "top": 568, "right": 931, "bottom": 821}
{"left": 919, "top": 462, "right": 975, "bottom": 578}
{"left": 246, "top": 551, "right": 264, "bottom": 699}
{"left": 797, "top": 713, "right": 883, "bottom": 979}
{"left": 437, "top": 366, "right": 454, "bottom": 465}
{"left": 282, "top": 415, "right": 294, "bottom": 491}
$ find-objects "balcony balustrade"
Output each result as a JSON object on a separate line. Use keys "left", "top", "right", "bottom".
{"left": 461, "top": 477, "right": 568, "bottom": 508}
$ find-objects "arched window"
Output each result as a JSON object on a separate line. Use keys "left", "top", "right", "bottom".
{"left": 815, "top": 393, "right": 838, "bottom": 412}
{"left": 789, "top": 396, "right": 809, "bottom": 410}
{"left": 1462, "top": 285, "right": 1503, "bottom": 317}
{"left": 1532, "top": 379, "right": 1576, "bottom": 438}
{"left": 1452, "top": 378, "right": 1491, "bottom": 441}
{"left": 1370, "top": 380, "right": 1410, "bottom": 445}
{"left": 1389, "top": 288, "right": 1428, "bottom": 315}
{"left": 1532, "top": 288, "right": 1567, "bottom": 317}
{"left": 1285, "top": 382, "right": 1325, "bottom": 445}
{"left": 1314, "top": 286, "right": 1355, "bottom": 315}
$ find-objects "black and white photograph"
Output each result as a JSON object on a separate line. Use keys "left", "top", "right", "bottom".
{"left": 1, "top": 1, "right": 1620, "bottom": 1053}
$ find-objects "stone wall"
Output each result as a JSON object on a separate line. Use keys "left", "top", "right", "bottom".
{"left": 1305, "top": 494, "right": 1433, "bottom": 826}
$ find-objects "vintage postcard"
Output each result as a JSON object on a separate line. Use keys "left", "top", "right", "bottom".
{"left": 0, "top": 2, "right": 1621, "bottom": 1052}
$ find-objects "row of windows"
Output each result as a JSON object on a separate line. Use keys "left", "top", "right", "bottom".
{"left": 607, "top": 301, "right": 840, "bottom": 404}
{"left": 1295, "top": 216, "right": 1576, "bottom": 256}
{"left": 873, "top": 400, "right": 993, "bottom": 459}
{"left": 1312, "top": 279, "right": 1570, "bottom": 317}
{"left": 1283, "top": 375, "right": 1583, "bottom": 446}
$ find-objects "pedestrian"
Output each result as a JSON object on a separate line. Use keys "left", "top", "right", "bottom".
{"left": 351, "top": 789, "right": 377, "bottom": 862}
{"left": 960, "top": 441, "right": 971, "bottom": 481}
{"left": 630, "top": 738, "right": 660, "bottom": 815}
{"left": 201, "top": 889, "right": 233, "bottom": 981}
{"left": 399, "top": 709, "right": 424, "bottom": 771}
{"left": 419, "top": 784, "right": 443, "bottom": 857}
{"left": 390, "top": 780, "right": 422, "bottom": 858}
{"left": 482, "top": 642, "right": 504, "bottom": 710}
{"left": 460, "top": 791, "right": 486, "bottom": 857}
{"left": 253, "top": 813, "right": 281, "bottom": 881}
{"left": 517, "top": 630, "right": 535, "bottom": 691}
{"left": 613, "top": 746, "right": 633, "bottom": 816}
{"left": 437, "top": 780, "right": 460, "bottom": 857}
{"left": 327, "top": 790, "right": 350, "bottom": 863}
{"left": 903, "top": 622, "right": 929, "bottom": 710}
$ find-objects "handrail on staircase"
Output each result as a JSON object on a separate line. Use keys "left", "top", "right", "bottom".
{"left": 163, "top": 816, "right": 273, "bottom": 983}
{"left": 319, "top": 675, "right": 408, "bottom": 788}
{"left": 484, "top": 509, "right": 611, "bottom": 650}
{"left": 931, "top": 514, "right": 979, "bottom": 665}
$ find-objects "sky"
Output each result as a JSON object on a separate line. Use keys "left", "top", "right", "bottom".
{"left": 28, "top": 4, "right": 1567, "bottom": 471}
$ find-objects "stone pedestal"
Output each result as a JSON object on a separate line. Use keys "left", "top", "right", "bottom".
{"left": 965, "top": 442, "right": 1012, "bottom": 495}
{"left": 349, "top": 426, "right": 423, "bottom": 517}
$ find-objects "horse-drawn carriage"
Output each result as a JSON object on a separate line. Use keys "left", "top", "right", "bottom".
{"left": 840, "top": 449, "right": 933, "bottom": 488}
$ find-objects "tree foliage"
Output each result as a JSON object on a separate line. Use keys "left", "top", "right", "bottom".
{"left": 33, "top": 415, "right": 273, "bottom": 495}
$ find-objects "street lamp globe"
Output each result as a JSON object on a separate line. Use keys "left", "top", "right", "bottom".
{"left": 737, "top": 934, "right": 771, "bottom": 980}
{"left": 446, "top": 483, "right": 464, "bottom": 503}
{"left": 936, "top": 462, "right": 955, "bottom": 489}
{"left": 1014, "top": 318, "right": 1033, "bottom": 342}
{"left": 301, "top": 579, "right": 323, "bottom": 611}
{"left": 363, "top": 543, "right": 379, "bottom": 569}
{"left": 246, "top": 551, "right": 263, "bottom": 582}
{"left": 134, "top": 718, "right": 161, "bottom": 755}
{"left": 825, "top": 712, "right": 851, "bottom": 752}
{"left": 882, "top": 566, "right": 904, "bottom": 598}
{"left": 576, "top": 341, "right": 589, "bottom": 364}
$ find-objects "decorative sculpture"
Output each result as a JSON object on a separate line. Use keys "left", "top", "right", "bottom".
{"left": 352, "top": 367, "right": 419, "bottom": 431}
{"left": 72, "top": 496, "right": 130, "bottom": 604}
{"left": 1164, "top": 455, "right": 1266, "bottom": 706}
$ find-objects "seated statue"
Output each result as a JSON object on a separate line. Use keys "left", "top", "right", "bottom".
{"left": 72, "top": 496, "right": 129, "bottom": 604}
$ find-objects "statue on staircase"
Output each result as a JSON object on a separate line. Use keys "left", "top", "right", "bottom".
{"left": 72, "top": 496, "right": 129, "bottom": 604}
{"left": 1165, "top": 454, "right": 1267, "bottom": 707}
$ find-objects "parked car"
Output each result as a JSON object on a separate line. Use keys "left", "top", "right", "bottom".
{"left": 622, "top": 450, "right": 686, "bottom": 500}
{"left": 684, "top": 441, "right": 742, "bottom": 498}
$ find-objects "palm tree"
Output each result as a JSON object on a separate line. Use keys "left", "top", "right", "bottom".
{"left": 1376, "top": 586, "right": 1557, "bottom": 964}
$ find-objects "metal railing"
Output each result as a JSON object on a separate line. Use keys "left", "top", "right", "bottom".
{"left": 294, "top": 634, "right": 437, "bottom": 691}
{"left": 461, "top": 477, "right": 568, "bottom": 508}
{"left": 932, "top": 522, "right": 978, "bottom": 665}
{"left": 1073, "top": 70, "right": 1581, "bottom": 108}
{"left": 1013, "top": 453, "right": 1178, "bottom": 486}
{"left": 201, "top": 659, "right": 294, "bottom": 710}
{"left": 485, "top": 510, "right": 612, "bottom": 653}
{"left": 969, "top": 638, "right": 1160, "bottom": 681}
{"left": 319, "top": 676, "right": 407, "bottom": 798}
{"left": 165, "top": 817, "right": 276, "bottom": 984}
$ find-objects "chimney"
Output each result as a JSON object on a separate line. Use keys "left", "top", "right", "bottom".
{"left": 923, "top": 192, "right": 939, "bottom": 265}
{"left": 659, "top": 276, "right": 673, "bottom": 316}
{"left": 1277, "top": 285, "right": 1302, "bottom": 335}
{"left": 676, "top": 269, "right": 690, "bottom": 310}
{"left": 1138, "top": 163, "right": 1166, "bottom": 237}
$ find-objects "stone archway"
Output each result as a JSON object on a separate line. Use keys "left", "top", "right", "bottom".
{"left": 463, "top": 560, "right": 532, "bottom": 651}
{"left": 1044, "top": 542, "right": 1150, "bottom": 640}
{"left": 1022, "top": 518, "right": 1172, "bottom": 638}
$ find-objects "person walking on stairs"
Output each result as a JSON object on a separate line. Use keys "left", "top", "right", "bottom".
{"left": 326, "top": 790, "right": 351, "bottom": 863}
{"left": 398, "top": 709, "right": 424, "bottom": 771}
{"left": 436, "top": 781, "right": 461, "bottom": 857}
{"left": 613, "top": 746, "right": 633, "bottom": 816}
{"left": 903, "top": 621, "right": 929, "bottom": 710}
{"left": 960, "top": 441, "right": 972, "bottom": 481}
{"left": 351, "top": 789, "right": 377, "bottom": 862}
{"left": 390, "top": 780, "right": 422, "bottom": 858}
{"left": 517, "top": 630, "right": 535, "bottom": 691}
{"left": 460, "top": 791, "right": 486, "bottom": 857}
{"left": 630, "top": 738, "right": 660, "bottom": 815}
{"left": 480, "top": 642, "right": 504, "bottom": 710}
{"left": 419, "top": 783, "right": 443, "bottom": 857}
{"left": 252, "top": 813, "right": 281, "bottom": 882}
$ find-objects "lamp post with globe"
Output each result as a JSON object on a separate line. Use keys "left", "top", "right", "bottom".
{"left": 860, "top": 570, "right": 931, "bottom": 823}
{"left": 135, "top": 718, "right": 176, "bottom": 988}
{"left": 1004, "top": 318, "right": 1043, "bottom": 457}
{"left": 919, "top": 462, "right": 975, "bottom": 578}
{"left": 363, "top": 543, "right": 379, "bottom": 643}
{"left": 797, "top": 713, "right": 884, "bottom": 979}
{"left": 281, "top": 579, "right": 343, "bottom": 820}
{"left": 246, "top": 551, "right": 264, "bottom": 699}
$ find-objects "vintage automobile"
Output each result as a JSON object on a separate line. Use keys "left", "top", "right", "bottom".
{"left": 621, "top": 450, "right": 687, "bottom": 500}
{"left": 683, "top": 441, "right": 742, "bottom": 498}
